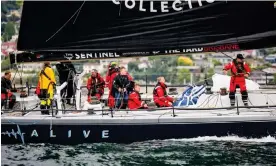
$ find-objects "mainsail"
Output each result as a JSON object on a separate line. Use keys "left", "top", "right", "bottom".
{"left": 12, "top": 1, "right": 276, "bottom": 62}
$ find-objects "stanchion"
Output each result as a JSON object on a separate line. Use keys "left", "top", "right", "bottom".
{"left": 172, "top": 105, "right": 176, "bottom": 117}
{"left": 236, "top": 96, "right": 239, "bottom": 115}
{"left": 146, "top": 74, "right": 148, "bottom": 94}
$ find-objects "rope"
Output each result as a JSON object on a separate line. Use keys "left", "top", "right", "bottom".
{"left": 196, "top": 94, "right": 217, "bottom": 108}
{"left": 2, "top": 105, "right": 276, "bottom": 113}
{"left": 46, "top": 1, "right": 86, "bottom": 42}
{"left": 73, "top": 1, "right": 85, "bottom": 24}
{"left": 214, "top": 94, "right": 219, "bottom": 108}
{"left": 219, "top": 95, "right": 224, "bottom": 107}
{"left": 119, "top": 0, "right": 122, "bottom": 16}
{"left": 119, "top": 91, "right": 125, "bottom": 109}
{"left": 157, "top": 110, "right": 172, "bottom": 123}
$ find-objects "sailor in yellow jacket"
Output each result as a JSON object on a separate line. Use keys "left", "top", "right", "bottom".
{"left": 39, "top": 62, "right": 56, "bottom": 114}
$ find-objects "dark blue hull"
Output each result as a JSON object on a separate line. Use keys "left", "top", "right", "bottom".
{"left": 2, "top": 121, "right": 276, "bottom": 144}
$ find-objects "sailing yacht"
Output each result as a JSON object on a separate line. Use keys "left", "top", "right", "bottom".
{"left": 2, "top": 1, "right": 276, "bottom": 144}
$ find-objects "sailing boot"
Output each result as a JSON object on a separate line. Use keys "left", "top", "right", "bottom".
{"left": 229, "top": 92, "right": 236, "bottom": 107}
{"left": 45, "top": 105, "right": 50, "bottom": 115}
{"left": 241, "top": 91, "right": 249, "bottom": 107}
{"left": 40, "top": 104, "right": 47, "bottom": 114}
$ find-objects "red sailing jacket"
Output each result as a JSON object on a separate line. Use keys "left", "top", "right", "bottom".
{"left": 105, "top": 68, "right": 119, "bottom": 90}
{"left": 1, "top": 76, "right": 13, "bottom": 100}
{"left": 153, "top": 82, "right": 174, "bottom": 107}
{"left": 128, "top": 91, "right": 142, "bottom": 110}
{"left": 223, "top": 61, "right": 250, "bottom": 77}
{"left": 1, "top": 92, "right": 12, "bottom": 100}
{"left": 35, "top": 81, "right": 40, "bottom": 95}
{"left": 87, "top": 73, "right": 105, "bottom": 94}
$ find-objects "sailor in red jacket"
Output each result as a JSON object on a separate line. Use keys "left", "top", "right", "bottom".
{"left": 223, "top": 54, "right": 251, "bottom": 106}
{"left": 1, "top": 71, "right": 16, "bottom": 109}
{"left": 106, "top": 62, "right": 119, "bottom": 90}
{"left": 87, "top": 69, "right": 105, "bottom": 101}
{"left": 153, "top": 77, "right": 174, "bottom": 107}
{"left": 106, "top": 62, "right": 120, "bottom": 108}
{"left": 128, "top": 83, "right": 148, "bottom": 110}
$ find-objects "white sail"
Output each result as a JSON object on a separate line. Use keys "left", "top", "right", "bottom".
{"left": 211, "top": 74, "right": 260, "bottom": 92}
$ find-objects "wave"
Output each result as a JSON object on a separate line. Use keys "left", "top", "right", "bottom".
{"left": 2, "top": 136, "right": 276, "bottom": 166}
{"left": 166, "top": 135, "right": 276, "bottom": 143}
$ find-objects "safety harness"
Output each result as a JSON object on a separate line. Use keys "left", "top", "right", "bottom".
{"left": 230, "top": 60, "right": 249, "bottom": 77}
{"left": 38, "top": 67, "right": 56, "bottom": 99}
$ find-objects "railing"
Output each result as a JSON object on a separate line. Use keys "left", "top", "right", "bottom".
{"left": 2, "top": 77, "right": 276, "bottom": 123}
{"left": 10, "top": 72, "right": 276, "bottom": 91}
{"left": 3, "top": 105, "right": 276, "bottom": 112}
{"left": 2, "top": 105, "right": 276, "bottom": 119}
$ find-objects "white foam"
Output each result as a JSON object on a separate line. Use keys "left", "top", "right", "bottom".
{"left": 168, "top": 135, "right": 276, "bottom": 143}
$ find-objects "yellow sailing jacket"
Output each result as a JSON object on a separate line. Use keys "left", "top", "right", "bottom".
{"left": 39, "top": 66, "right": 56, "bottom": 91}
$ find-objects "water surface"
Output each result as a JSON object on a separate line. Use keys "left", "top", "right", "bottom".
{"left": 2, "top": 136, "right": 276, "bottom": 166}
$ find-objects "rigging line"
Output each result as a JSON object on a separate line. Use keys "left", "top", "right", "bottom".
{"left": 214, "top": 95, "right": 219, "bottom": 108}
{"left": 196, "top": 94, "right": 210, "bottom": 108}
{"left": 19, "top": 63, "right": 26, "bottom": 111}
{"left": 73, "top": 1, "right": 85, "bottom": 24}
{"left": 196, "top": 94, "right": 215, "bottom": 108}
{"left": 205, "top": 95, "right": 218, "bottom": 108}
{"left": 220, "top": 52, "right": 234, "bottom": 60}
{"left": 11, "top": 66, "right": 18, "bottom": 85}
{"left": 157, "top": 110, "right": 171, "bottom": 123}
{"left": 45, "top": 1, "right": 86, "bottom": 42}
{"left": 247, "top": 96, "right": 254, "bottom": 106}
{"left": 119, "top": 0, "right": 122, "bottom": 16}
{"left": 207, "top": 94, "right": 218, "bottom": 108}
{"left": 219, "top": 94, "right": 223, "bottom": 107}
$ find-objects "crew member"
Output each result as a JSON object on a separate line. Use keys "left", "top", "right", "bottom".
{"left": 56, "top": 62, "right": 76, "bottom": 105}
{"left": 128, "top": 83, "right": 148, "bottom": 110}
{"left": 1, "top": 71, "right": 16, "bottom": 109}
{"left": 39, "top": 62, "right": 56, "bottom": 114}
{"left": 223, "top": 54, "right": 251, "bottom": 106}
{"left": 112, "top": 66, "right": 133, "bottom": 109}
{"left": 106, "top": 62, "right": 120, "bottom": 108}
{"left": 87, "top": 69, "right": 105, "bottom": 101}
{"left": 153, "top": 77, "right": 174, "bottom": 107}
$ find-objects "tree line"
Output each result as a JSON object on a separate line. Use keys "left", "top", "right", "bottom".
{"left": 1, "top": 1, "right": 22, "bottom": 42}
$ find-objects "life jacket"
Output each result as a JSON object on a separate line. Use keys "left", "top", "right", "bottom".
{"left": 106, "top": 68, "right": 119, "bottom": 90}
{"left": 231, "top": 60, "right": 246, "bottom": 77}
{"left": 153, "top": 82, "right": 168, "bottom": 97}
{"left": 39, "top": 66, "right": 56, "bottom": 90}
{"left": 38, "top": 67, "right": 56, "bottom": 99}
{"left": 128, "top": 90, "right": 142, "bottom": 109}
{"left": 87, "top": 74, "right": 105, "bottom": 95}
{"left": 130, "top": 90, "right": 141, "bottom": 101}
